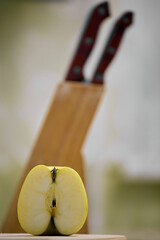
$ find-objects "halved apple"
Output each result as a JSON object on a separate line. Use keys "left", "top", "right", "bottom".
{"left": 17, "top": 165, "right": 88, "bottom": 235}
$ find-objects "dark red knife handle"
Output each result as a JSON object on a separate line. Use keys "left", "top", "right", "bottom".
{"left": 92, "top": 11, "right": 133, "bottom": 84}
{"left": 65, "top": 2, "right": 110, "bottom": 82}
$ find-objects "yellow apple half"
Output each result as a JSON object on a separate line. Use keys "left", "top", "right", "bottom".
{"left": 17, "top": 165, "right": 88, "bottom": 235}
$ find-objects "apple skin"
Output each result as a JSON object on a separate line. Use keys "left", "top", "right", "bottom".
{"left": 17, "top": 165, "right": 88, "bottom": 236}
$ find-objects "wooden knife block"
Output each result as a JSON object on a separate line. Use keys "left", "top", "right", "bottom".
{"left": 2, "top": 82, "right": 104, "bottom": 233}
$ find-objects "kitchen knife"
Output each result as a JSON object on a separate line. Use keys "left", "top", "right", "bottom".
{"left": 91, "top": 11, "right": 133, "bottom": 84}
{"left": 65, "top": 1, "right": 110, "bottom": 82}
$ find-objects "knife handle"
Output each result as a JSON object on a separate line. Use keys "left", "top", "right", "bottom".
{"left": 65, "top": 2, "right": 110, "bottom": 82}
{"left": 91, "top": 11, "right": 133, "bottom": 84}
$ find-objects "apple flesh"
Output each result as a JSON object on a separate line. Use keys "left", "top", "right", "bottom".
{"left": 17, "top": 165, "right": 88, "bottom": 235}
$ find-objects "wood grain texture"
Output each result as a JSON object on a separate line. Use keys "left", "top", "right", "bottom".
{"left": 0, "top": 234, "right": 126, "bottom": 240}
{"left": 2, "top": 82, "right": 104, "bottom": 234}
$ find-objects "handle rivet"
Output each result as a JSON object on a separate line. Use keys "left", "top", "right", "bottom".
{"left": 95, "top": 73, "right": 103, "bottom": 81}
{"left": 108, "top": 47, "right": 115, "bottom": 54}
{"left": 98, "top": 7, "right": 106, "bottom": 15}
{"left": 73, "top": 66, "right": 81, "bottom": 74}
{"left": 123, "top": 17, "right": 129, "bottom": 23}
{"left": 84, "top": 37, "right": 93, "bottom": 45}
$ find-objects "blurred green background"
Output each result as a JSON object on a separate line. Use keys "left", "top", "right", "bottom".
{"left": 1, "top": 1, "right": 160, "bottom": 240}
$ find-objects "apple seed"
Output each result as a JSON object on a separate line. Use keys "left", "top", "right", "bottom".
{"left": 51, "top": 167, "right": 57, "bottom": 182}
{"left": 52, "top": 198, "right": 56, "bottom": 208}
